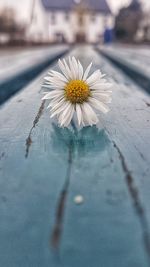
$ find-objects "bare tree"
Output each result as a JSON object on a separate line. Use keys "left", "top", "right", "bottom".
{"left": 0, "top": 8, "right": 26, "bottom": 42}
{"left": 115, "top": 0, "right": 143, "bottom": 42}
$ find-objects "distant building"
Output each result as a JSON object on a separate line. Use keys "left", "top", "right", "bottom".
{"left": 136, "top": 11, "right": 150, "bottom": 42}
{"left": 27, "top": 0, "right": 114, "bottom": 43}
{"left": 115, "top": 0, "right": 142, "bottom": 42}
{"left": 0, "top": 7, "right": 26, "bottom": 44}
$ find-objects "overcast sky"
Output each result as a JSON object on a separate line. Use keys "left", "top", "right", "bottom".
{"left": 0, "top": 0, "right": 149, "bottom": 19}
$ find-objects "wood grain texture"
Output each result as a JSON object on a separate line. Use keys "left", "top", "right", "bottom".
{"left": 99, "top": 45, "right": 150, "bottom": 94}
{"left": 0, "top": 46, "right": 69, "bottom": 105}
{"left": 0, "top": 46, "right": 68, "bottom": 82}
{"left": 99, "top": 45, "right": 150, "bottom": 77}
{"left": 0, "top": 45, "right": 150, "bottom": 267}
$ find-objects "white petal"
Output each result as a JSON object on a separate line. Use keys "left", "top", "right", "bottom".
{"left": 86, "top": 70, "right": 102, "bottom": 86}
{"left": 90, "top": 83, "right": 112, "bottom": 90}
{"left": 47, "top": 95, "right": 64, "bottom": 108}
{"left": 42, "top": 84, "right": 54, "bottom": 89}
{"left": 72, "top": 57, "right": 79, "bottom": 79}
{"left": 76, "top": 104, "right": 82, "bottom": 126}
{"left": 49, "top": 70, "right": 68, "bottom": 82}
{"left": 81, "top": 102, "right": 98, "bottom": 126}
{"left": 51, "top": 98, "right": 66, "bottom": 112}
{"left": 91, "top": 90, "right": 112, "bottom": 96}
{"left": 48, "top": 84, "right": 65, "bottom": 90}
{"left": 44, "top": 76, "right": 52, "bottom": 82}
{"left": 47, "top": 77, "right": 66, "bottom": 87}
{"left": 89, "top": 97, "right": 110, "bottom": 113}
{"left": 69, "top": 57, "right": 76, "bottom": 80}
{"left": 59, "top": 102, "right": 72, "bottom": 118}
{"left": 92, "top": 92, "right": 112, "bottom": 103}
{"left": 42, "top": 90, "right": 63, "bottom": 100}
{"left": 92, "top": 78, "right": 107, "bottom": 85}
{"left": 63, "top": 59, "right": 73, "bottom": 79}
{"left": 78, "top": 60, "right": 84, "bottom": 80}
{"left": 59, "top": 104, "right": 74, "bottom": 127}
{"left": 58, "top": 59, "right": 71, "bottom": 80}
{"left": 44, "top": 81, "right": 65, "bottom": 89}
{"left": 44, "top": 81, "right": 52, "bottom": 84}
{"left": 58, "top": 102, "right": 73, "bottom": 123}
{"left": 83, "top": 62, "right": 92, "bottom": 81}
{"left": 50, "top": 100, "right": 69, "bottom": 118}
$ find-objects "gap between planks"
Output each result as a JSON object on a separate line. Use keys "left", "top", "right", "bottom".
{"left": 112, "top": 140, "right": 150, "bottom": 265}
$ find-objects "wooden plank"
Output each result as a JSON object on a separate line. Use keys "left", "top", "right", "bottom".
{"left": 99, "top": 45, "right": 150, "bottom": 94}
{"left": 95, "top": 49, "right": 150, "bottom": 230}
{"left": 0, "top": 70, "right": 70, "bottom": 267}
{"left": 0, "top": 46, "right": 68, "bottom": 82}
{"left": 100, "top": 45, "right": 150, "bottom": 77}
{"left": 0, "top": 46, "right": 150, "bottom": 267}
{"left": 60, "top": 47, "right": 150, "bottom": 267}
{"left": 0, "top": 46, "right": 69, "bottom": 105}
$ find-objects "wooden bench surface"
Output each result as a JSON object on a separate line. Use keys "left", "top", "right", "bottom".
{"left": 0, "top": 46, "right": 68, "bottom": 82}
{"left": 99, "top": 45, "right": 150, "bottom": 95}
{"left": 100, "top": 44, "right": 150, "bottom": 77}
{"left": 0, "top": 45, "right": 69, "bottom": 105}
{"left": 0, "top": 45, "right": 150, "bottom": 267}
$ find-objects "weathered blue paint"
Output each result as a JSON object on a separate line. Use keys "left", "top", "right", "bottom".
{"left": 98, "top": 45, "right": 150, "bottom": 94}
{"left": 0, "top": 46, "right": 150, "bottom": 267}
{"left": 0, "top": 46, "right": 69, "bottom": 105}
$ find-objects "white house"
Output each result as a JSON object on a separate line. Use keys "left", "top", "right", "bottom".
{"left": 27, "top": 0, "right": 114, "bottom": 43}
{"left": 136, "top": 11, "right": 150, "bottom": 42}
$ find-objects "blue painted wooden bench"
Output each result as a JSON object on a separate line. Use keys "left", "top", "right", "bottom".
{"left": 0, "top": 45, "right": 150, "bottom": 267}
{"left": 99, "top": 45, "right": 150, "bottom": 93}
{"left": 0, "top": 45, "right": 69, "bottom": 104}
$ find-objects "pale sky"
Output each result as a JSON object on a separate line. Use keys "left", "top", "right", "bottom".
{"left": 0, "top": 0, "right": 149, "bottom": 20}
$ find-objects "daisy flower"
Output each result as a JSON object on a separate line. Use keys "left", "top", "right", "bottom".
{"left": 42, "top": 57, "right": 112, "bottom": 128}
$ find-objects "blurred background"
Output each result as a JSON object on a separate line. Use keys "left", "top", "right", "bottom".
{"left": 0, "top": 0, "right": 150, "bottom": 46}
{"left": 1, "top": 3, "right": 150, "bottom": 266}
{"left": 0, "top": 0, "right": 150, "bottom": 105}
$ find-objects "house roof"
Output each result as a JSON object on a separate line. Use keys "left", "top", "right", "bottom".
{"left": 41, "top": 0, "right": 111, "bottom": 14}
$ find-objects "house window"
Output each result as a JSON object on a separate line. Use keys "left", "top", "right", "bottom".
{"left": 103, "top": 15, "right": 107, "bottom": 27}
{"left": 64, "top": 12, "right": 69, "bottom": 21}
{"left": 91, "top": 14, "right": 96, "bottom": 23}
{"left": 51, "top": 13, "right": 56, "bottom": 24}
{"left": 55, "top": 33, "right": 66, "bottom": 43}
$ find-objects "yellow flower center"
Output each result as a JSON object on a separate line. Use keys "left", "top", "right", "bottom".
{"left": 64, "top": 80, "right": 90, "bottom": 104}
